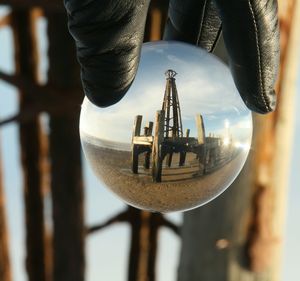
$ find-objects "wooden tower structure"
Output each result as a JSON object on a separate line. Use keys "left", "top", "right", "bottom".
{"left": 131, "top": 70, "right": 206, "bottom": 182}
{"left": 162, "top": 69, "right": 183, "bottom": 138}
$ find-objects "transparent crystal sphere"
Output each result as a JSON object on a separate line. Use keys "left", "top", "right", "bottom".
{"left": 80, "top": 41, "right": 252, "bottom": 213}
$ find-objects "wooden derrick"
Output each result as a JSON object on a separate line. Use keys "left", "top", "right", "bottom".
{"left": 131, "top": 71, "right": 207, "bottom": 182}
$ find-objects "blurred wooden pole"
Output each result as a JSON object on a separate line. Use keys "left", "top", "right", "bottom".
{"left": 127, "top": 3, "right": 169, "bottom": 281}
{"left": 0, "top": 147, "right": 12, "bottom": 281}
{"left": 46, "top": 7, "right": 85, "bottom": 281}
{"left": 11, "top": 9, "right": 47, "bottom": 281}
{"left": 269, "top": 0, "right": 300, "bottom": 278}
{"left": 177, "top": 1, "right": 300, "bottom": 281}
{"left": 127, "top": 208, "right": 161, "bottom": 281}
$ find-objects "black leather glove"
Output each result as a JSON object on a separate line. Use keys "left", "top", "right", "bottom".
{"left": 64, "top": 0, "right": 279, "bottom": 114}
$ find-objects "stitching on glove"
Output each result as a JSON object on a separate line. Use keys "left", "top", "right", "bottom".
{"left": 196, "top": 0, "right": 208, "bottom": 46}
{"left": 210, "top": 25, "right": 222, "bottom": 52}
{"left": 247, "top": 0, "right": 271, "bottom": 112}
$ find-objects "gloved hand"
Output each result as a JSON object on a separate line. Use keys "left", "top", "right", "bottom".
{"left": 64, "top": 0, "right": 280, "bottom": 114}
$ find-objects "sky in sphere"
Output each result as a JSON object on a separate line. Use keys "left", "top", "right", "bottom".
{"left": 81, "top": 41, "right": 252, "bottom": 154}
{"left": 0, "top": 6, "right": 299, "bottom": 281}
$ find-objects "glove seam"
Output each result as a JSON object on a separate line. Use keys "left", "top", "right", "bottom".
{"left": 210, "top": 25, "right": 222, "bottom": 52}
{"left": 196, "top": 0, "right": 208, "bottom": 46}
{"left": 247, "top": 0, "right": 271, "bottom": 112}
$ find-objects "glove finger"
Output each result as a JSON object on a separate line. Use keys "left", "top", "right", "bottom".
{"left": 214, "top": 0, "right": 280, "bottom": 113}
{"left": 163, "top": 0, "right": 222, "bottom": 52}
{"left": 64, "top": 0, "right": 150, "bottom": 107}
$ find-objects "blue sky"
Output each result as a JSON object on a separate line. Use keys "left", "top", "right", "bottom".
{"left": 0, "top": 6, "right": 299, "bottom": 281}
{"left": 81, "top": 41, "right": 252, "bottom": 146}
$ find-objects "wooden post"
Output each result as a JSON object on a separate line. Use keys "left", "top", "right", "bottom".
{"left": 144, "top": 121, "right": 153, "bottom": 169}
{"left": 146, "top": 121, "right": 154, "bottom": 136}
{"left": 11, "top": 9, "right": 47, "bottom": 281}
{"left": 46, "top": 8, "right": 85, "bottom": 281}
{"left": 196, "top": 114, "right": 205, "bottom": 145}
{"left": 126, "top": 3, "right": 170, "bottom": 280}
{"left": 0, "top": 147, "right": 12, "bottom": 281}
{"left": 185, "top": 129, "right": 190, "bottom": 138}
{"left": 133, "top": 115, "right": 143, "bottom": 137}
{"left": 127, "top": 206, "right": 166, "bottom": 281}
{"left": 152, "top": 110, "right": 165, "bottom": 182}
{"left": 132, "top": 116, "right": 143, "bottom": 173}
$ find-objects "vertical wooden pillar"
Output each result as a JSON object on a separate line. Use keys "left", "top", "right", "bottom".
{"left": 127, "top": 207, "right": 161, "bottom": 281}
{"left": 46, "top": 8, "right": 85, "bottom": 281}
{"left": 11, "top": 9, "right": 46, "bottom": 281}
{"left": 128, "top": 208, "right": 143, "bottom": 281}
{"left": 0, "top": 148, "right": 12, "bottom": 281}
{"left": 127, "top": 2, "right": 170, "bottom": 280}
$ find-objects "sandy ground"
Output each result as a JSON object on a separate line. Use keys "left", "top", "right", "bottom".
{"left": 82, "top": 137, "right": 248, "bottom": 213}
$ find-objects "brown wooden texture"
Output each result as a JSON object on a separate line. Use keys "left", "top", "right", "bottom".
{"left": 1, "top": 0, "right": 62, "bottom": 11}
{"left": 125, "top": 3, "right": 170, "bottom": 281}
{"left": 87, "top": 205, "right": 179, "bottom": 281}
{"left": 11, "top": 9, "right": 47, "bottom": 281}
{"left": 45, "top": 7, "right": 85, "bottom": 281}
{"left": 177, "top": 1, "right": 300, "bottom": 281}
{"left": 127, "top": 207, "right": 178, "bottom": 281}
{"left": 0, "top": 148, "right": 12, "bottom": 281}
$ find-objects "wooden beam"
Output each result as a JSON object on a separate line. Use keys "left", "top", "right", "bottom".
{"left": 127, "top": 207, "right": 171, "bottom": 281}
{"left": 0, "top": 145, "right": 12, "bottom": 281}
{"left": 0, "top": 71, "right": 82, "bottom": 102}
{"left": 87, "top": 209, "right": 129, "bottom": 234}
{"left": 45, "top": 8, "right": 85, "bottom": 281}
{"left": 0, "top": 13, "right": 11, "bottom": 28}
{"left": 133, "top": 115, "right": 143, "bottom": 137}
{"left": 11, "top": 9, "right": 47, "bottom": 281}
{"left": 196, "top": 114, "right": 205, "bottom": 145}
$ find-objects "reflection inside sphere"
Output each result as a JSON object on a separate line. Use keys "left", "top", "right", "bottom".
{"left": 80, "top": 41, "right": 252, "bottom": 213}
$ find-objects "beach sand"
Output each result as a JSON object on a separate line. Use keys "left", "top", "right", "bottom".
{"left": 82, "top": 137, "right": 247, "bottom": 213}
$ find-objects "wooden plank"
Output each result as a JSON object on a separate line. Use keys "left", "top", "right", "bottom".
{"left": 133, "top": 136, "right": 153, "bottom": 145}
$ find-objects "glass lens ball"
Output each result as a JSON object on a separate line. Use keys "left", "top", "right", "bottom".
{"left": 80, "top": 41, "right": 252, "bottom": 213}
